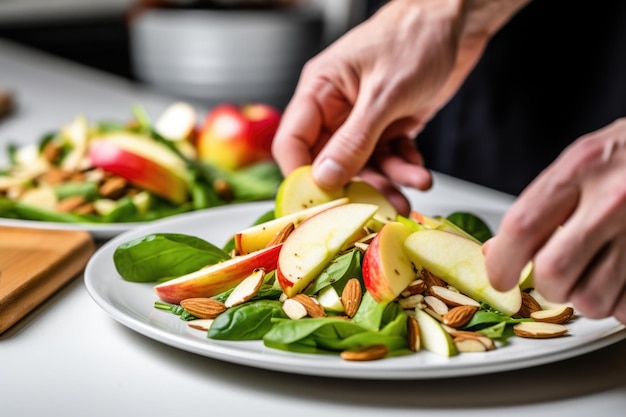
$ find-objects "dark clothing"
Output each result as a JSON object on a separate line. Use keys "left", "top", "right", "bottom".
{"left": 417, "top": 1, "right": 626, "bottom": 196}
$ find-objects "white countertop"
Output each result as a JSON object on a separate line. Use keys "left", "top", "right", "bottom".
{"left": 1, "top": 38, "right": 625, "bottom": 417}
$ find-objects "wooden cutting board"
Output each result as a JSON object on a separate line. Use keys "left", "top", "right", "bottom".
{"left": 0, "top": 226, "right": 95, "bottom": 334}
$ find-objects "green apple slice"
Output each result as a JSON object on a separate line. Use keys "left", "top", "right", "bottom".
{"left": 274, "top": 165, "right": 345, "bottom": 217}
{"left": 344, "top": 179, "right": 397, "bottom": 225}
{"left": 414, "top": 308, "right": 458, "bottom": 357}
{"left": 276, "top": 203, "right": 378, "bottom": 297}
{"left": 317, "top": 285, "right": 345, "bottom": 313}
{"left": 404, "top": 229, "right": 522, "bottom": 316}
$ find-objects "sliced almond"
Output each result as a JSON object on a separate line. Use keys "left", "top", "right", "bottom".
{"left": 341, "top": 278, "right": 362, "bottom": 318}
{"left": 401, "top": 279, "right": 427, "bottom": 297}
{"left": 430, "top": 285, "right": 480, "bottom": 307}
{"left": 187, "top": 319, "right": 214, "bottom": 331}
{"left": 513, "top": 321, "right": 568, "bottom": 339}
{"left": 398, "top": 294, "right": 424, "bottom": 310}
{"left": 56, "top": 195, "right": 86, "bottom": 213}
{"left": 180, "top": 298, "right": 227, "bottom": 319}
{"left": 517, "top": 291, "right": 542, "bottom": 318}
{"left": 530, "top": 305, "right": 575, "bottom": 324}
{"left": 340, "top": 344, "right": 389, "bottom": 361}
{"left": 291, "top": 293, "right": 326, "bottom": 318}
{"left": 442, "top": 305, "right": 479, "bottom": 328}
{"left": 447, "top": 329, "right": 496, "bottom": 350}
{"left": 224, "top": 268, "right": 265, "bottom": 308}
{"left": 424, "top": 295, "right": 449, "bottom": 316}
{"left": 455, "top": 337, "right": 487, "bottom": 353}
{"left": 282, "top": 298, "right": 308, "bottom": 320}
{"left": 265, "top": 222, "right": 295, "bottom": 248}
{"left": 407, "top": 315, "right": 421, "bottom": 352}
{"left": 419, "top": 268, "right": 447, "bottom": 288}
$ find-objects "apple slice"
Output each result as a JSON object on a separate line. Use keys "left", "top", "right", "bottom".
{"left": 234, "top": 197, "right": 349, "bottom": 254}
{"left": 154, "top": 244, "right": 282, "bottom": 304}
{"left": 274, "top": 165, "right": 345, "bottom": 217}
{"left": 404, "top": 229, "right": 522, "bottom": 316}
{"left": 89, "top": 133, "right": 190, "bottom": 204}
{"left": 316, "top": 285, "right": 345, "bottom": 313}
{"left": 414, "top": 308, "right": 458, "bottom": 357}
{"left": 344, "top": 179, "right": 397, "bottom": 225}
{"left": 276, "top": 203, "right": 378, "bottom": 297}
{"left": 362, "top": 222, "right": 416, "bottom": 303}
{"left": 154, "top": 102, "right": 197, "bottom": 142}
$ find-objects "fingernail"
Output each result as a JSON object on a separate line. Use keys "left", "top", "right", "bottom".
{"left": 313, "top": 158, "right": 345, "bottom": 189}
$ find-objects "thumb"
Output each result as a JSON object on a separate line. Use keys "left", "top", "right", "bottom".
{"left": 311, "top": 96, "right": 391, "bottom": 189}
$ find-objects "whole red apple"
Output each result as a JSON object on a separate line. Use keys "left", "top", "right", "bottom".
{"left": 196, "top": 103, "right": 281, "bottom": 171}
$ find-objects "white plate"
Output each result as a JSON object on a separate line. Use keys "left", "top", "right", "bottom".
{"left": 0, "top": 217, "right": 143, "bottom": 240}
{"left": 84, "top": 200, "right": 626, "bottom": 379}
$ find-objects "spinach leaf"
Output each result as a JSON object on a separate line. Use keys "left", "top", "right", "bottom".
{"left": 114, "top": 233, "right": 230, "bottom": 282}
{"left": 446, "top": 212, "right": 493, "bottom": 243}
{"left": 207, "top": 300, "right": 287, "bottom": 340}
{"left": 263, "top": 308, "right": 408, "bottom": 355}
{"left": 305, "top": 249, "right": 363, "bottom": 295}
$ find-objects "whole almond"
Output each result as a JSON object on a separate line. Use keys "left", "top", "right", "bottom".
{"left": 407, "top": 316, "right": 421, "bottom": 352}
{"left": 341, "top": 278, "right": 362, "bottom": 318}
{"left": 442, "top": 305, "right": 479, "bottom": 328}
{"left": 340, "top": 344, "right": 389, "bottom": 361}
{"left": 180, "top": 298, "right": 227, "bottom": 319}
{"left": 291, "top": 293, "right": 326, "bottom": 318}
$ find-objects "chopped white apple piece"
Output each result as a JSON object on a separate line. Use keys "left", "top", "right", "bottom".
{"left": 413, "top": 308, "right": 458, "bottom": 357}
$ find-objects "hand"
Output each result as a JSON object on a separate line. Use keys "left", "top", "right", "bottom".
{"left": 272, "top": 0, "right": 528, "bottom": 215}
{"left": 484, "top": 118, "right": 626, "bottom": 324}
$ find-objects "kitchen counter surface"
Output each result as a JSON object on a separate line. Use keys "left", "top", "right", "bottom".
{"left": 1, "top": 38, "right": 625, "bottom": 417}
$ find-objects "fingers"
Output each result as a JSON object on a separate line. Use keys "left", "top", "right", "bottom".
{"left": 271, "top": 93, "right": 322, "bottom": 176}
{"left": 484, "top": 163, "right": 580, "bottom": 292}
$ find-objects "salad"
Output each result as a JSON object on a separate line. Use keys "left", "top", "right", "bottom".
{"left": 112, "top": 166, "right": 576, "bottom": 361}
{"left": 0, "top": 102, "right": 283, "bottom": 225}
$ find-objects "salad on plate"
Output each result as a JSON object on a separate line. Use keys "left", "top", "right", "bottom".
{"left": 110, "top": 165, "right": 577, "bottom": 361}
{"left": 0, "top": 102, "right": 283, "bottom": 226}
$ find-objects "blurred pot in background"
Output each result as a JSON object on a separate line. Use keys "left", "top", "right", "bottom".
{"left": 129, "top": 0, "right": 325, "bottom": 109}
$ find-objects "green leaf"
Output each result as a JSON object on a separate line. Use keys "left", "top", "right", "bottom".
{"left": 305, "top": 249, "right": 363, "bottom": 295}
{"left": 113, "top": 233, "right": 231, "bottom": 282}
{"left": 446, "top": 212, "right": 493, "bottom": 243}
{"left": 207, "top": 300, "right": 287, "bottom": 340}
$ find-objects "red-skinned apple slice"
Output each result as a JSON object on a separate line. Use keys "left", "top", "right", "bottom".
{"left": 404, "top": 229, "right": 522, "bottom": 316}
{"left": 154, "top": 244, "right": 282, "bottom": 304}
{"left": 89, "top": 133, "right": 190, "bottom": 204}
{"left": 234, "top": 197, "right": 349, "bottom": 254}
{"left": 362, "top": 222, "right": 417, "bottom": 303}
{"left": 276, "top": 203, "right": 378, "bottom": 297}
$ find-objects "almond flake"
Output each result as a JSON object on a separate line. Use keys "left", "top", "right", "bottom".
{"left": 282, "top": 298, "right": 308, "bottom": 320}
{"left": 224, "top": 268, "right": 265, "bottom": 308}
{"left": 340, "top": 344, "right": 389, "bottom": 361}
{"left": 513, "top": 321, "right": 568, "bottom": 339}
{"left": 530, "top": 306, "right": 575, "bottom": 324}
{"left": 424, "top": 295, "right": 449, "bottom": 316}
{"left": 517, "top": 291, "right": 542, "bottom": 318}
{"left": 430, "top": 285, "right": 480, "bottom": 307}
{"left": 187, "top": 319, "right": 214, "bottom": 331}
